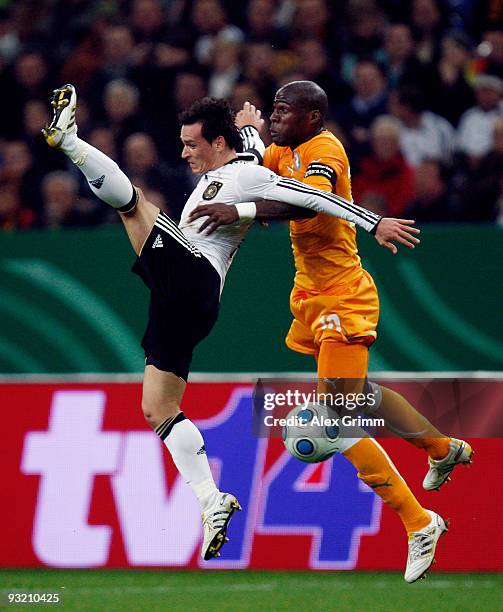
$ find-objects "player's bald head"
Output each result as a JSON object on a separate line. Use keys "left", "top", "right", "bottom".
{"left": 275, "top": 81, "right": 328, "bottom": 120}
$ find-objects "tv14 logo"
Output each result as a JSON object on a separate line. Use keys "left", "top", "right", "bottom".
{"left": 21, "top": 389, "right": 381, "bottom": 568}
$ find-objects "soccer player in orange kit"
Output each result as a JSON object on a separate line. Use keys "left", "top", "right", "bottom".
{"left": 190, "top": 82, "right": 473, "bottom": 582}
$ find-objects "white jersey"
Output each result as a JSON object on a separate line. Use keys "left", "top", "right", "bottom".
{"left": 178, "top": 158, "right": 380, "bottom": 289}
{"left": 178, "top": 159, "right": 256, "bottom": 286}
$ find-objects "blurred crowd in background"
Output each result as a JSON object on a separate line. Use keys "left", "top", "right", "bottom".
{"left": 0, "top": 0, "right": 502, "bottom": 230}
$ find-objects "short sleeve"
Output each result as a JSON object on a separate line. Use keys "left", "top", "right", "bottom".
{"left": 302, "top": 139, "right": 347, "bottom": 193}
{"left": 263, "top": 145, "right": 281, "bottom": 174}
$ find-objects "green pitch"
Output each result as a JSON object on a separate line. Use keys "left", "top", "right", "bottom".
{"left": 1, "top": 570, "right": 501, "bottom": 612}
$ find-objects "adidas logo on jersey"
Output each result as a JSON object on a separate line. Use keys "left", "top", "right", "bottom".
{"left": 152, "top": 234, "right": 163, "bottom": 248}
{"left": 89, "top": 174, "right": 105, "bottom": 189}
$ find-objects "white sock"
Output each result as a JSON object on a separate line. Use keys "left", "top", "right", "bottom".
{"left": 60, "top": 134, "right": 136, "bottom": 211}
{"left": 160, "top": 414, "right": 219, "bottom": 509}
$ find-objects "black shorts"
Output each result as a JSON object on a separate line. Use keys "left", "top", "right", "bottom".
{"left": 132, "top": 211, "right": 220, "bottom": 380}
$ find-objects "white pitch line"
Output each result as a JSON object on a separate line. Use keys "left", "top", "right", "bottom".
{"left": 38, "top": 583, "right": 279, "bottom": 596}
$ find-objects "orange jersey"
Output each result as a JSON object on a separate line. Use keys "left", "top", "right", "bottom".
{"left": 263, "top": 130, "right": 363, "bottom": 292}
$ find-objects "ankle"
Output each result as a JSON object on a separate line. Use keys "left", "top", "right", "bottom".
{"left": 192, "top": 477, "right": 219, "bottom": 509}
{"left": 60, "top": 133, "right": 84, "bottom": 162}
{"left": 427, "top": 437, "right": 451, "bottom": 461}
{"left": 407, "top": 436, "right": 450, "bottom": 460}
{"left": 405, "top": 509, "right": 431, "bottom": 534}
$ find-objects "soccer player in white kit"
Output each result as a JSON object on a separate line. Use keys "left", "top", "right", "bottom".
{"left": 43, "top": 85, "right": 415, "bottom": 561}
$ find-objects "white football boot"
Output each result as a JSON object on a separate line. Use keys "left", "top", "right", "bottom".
{"left": 201, "top": 492, "right": 241, "bottom": 560}
{"left": 405, "top": 510, "right": 448, "bottom": 583}
{"left": 423, "top": 438, "right": 473, "bottom": 491}
{"left": 42, "top": 84, "right": 77, "bottom": 148}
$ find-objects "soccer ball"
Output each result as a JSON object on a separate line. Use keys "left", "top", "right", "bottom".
{"left": 282, "top": 403, "right": 340, "bottom": 463}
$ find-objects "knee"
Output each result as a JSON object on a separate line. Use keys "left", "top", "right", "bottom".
{"left": 141, "top": 400, "right": 157, "bottom": 429}
{"left": 141, "top": 397, "right": 180, "bottom": 430}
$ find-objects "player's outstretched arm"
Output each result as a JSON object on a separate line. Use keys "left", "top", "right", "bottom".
{"left": 188, "top": 199, "right": 420, "bottom": 253}
{"left": 188, "top": 201, "right": 420, "bottom": 251}
{"left": 189, "top": 163, "right": 420, "bottom": 250}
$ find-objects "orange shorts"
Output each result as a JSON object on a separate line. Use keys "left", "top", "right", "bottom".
{"left": 285, "top": 269, "right": 379, "bottom": 356}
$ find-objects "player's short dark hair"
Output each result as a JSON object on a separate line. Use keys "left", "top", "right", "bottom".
{"left": 179, "top": 98, "right": 243, "bottom": 152}
{"left": 277, "top": 81, "right": 328, "bottom": 122}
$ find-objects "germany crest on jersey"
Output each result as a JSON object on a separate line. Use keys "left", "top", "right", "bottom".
{"left": 202, "top": 181, "right": 224, "bottom": 200}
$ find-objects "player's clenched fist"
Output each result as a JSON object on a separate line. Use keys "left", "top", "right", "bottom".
{"left": 235, "top": 101, "right": 265, "bottom": 131}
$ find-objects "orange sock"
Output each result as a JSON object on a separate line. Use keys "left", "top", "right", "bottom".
{"left": 343, "top": 438, "right": 430, "bottom": 533}
{"left": 317, "top": 341, "right": 369, "bottom": 378}
{"left": 406, "top": 436, "right": 451, "bottom": 460}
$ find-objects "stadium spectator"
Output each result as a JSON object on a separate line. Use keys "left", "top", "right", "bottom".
{"left": 0, "top": 50, "right": 50, "bottom": 137}
{"left": 190, "top": 0, "right": 244, "bottom": 67}
{"left": 23, "top": 99, "right": 63, "bottom": 174}
{"left": 130, "top": 0, "right": 168, "bottom": 44}
{"left": 380, "top": 23, "right": 422, "bottom": 89}
{"left": 405, "top": 159, "right": 454, "bottom": 222}
{"left": 336, "top": 60, "right": 389, "bottom": 163}
{"left": 56, "top": 8, "right": 108, "bottom": 92}
{"left": 153, "top": 70, "right": 208, "bottom": 162}
{"left": 0, "top": 187, "right": 34, "bottom": 230}
{"left": 89, "top": 23, "right": 138, "bottom": 106}
{"left": 419, "top": 30, "right": 476, "bottom": 126}
{"left": 456, "top": 74, "right": 503, "bottom": 166}
{"left": 410, "top": 0, "right": 448, "bottom": 66}
{"left": 459, "top": 116, "right": 503, "bottom": 222}
{"left": 477, "top": 29, "right": 503, "bottom": 79}
{"left": 339, "top": 0, "right": 387, "bottom": 83}
{"left": 40, "top": 171, "right": 100, "bottom": 228}
{"left": 389, "top": 84, "right": 456, "bottom": 166}
{"left": 0, "top": 140, "right": 41, "bottom": 221}
{"left": 173, "top": 72, "right": 208, "bottom": 122}
{"left": 103, "top": 79, "right": 147, "bottom": 150}
{"left": 292, "top": 38, "right": 351, "bottom": 108}
{"left": 207, "top": 38, "right": 242, "bottom": 99}
{"left": 244, "top": 0, "right": 288, "bottom": 48}
{"left": 101, "top": 23, "right": 136, "bottom": 76}
{"left": 289, "top": 0, "right": 336, "bottom": 51}
{"left": 241, "top": 39, "right": 277, "bottom": 114}
{"left": 352, "top": 115, "right": 415, "bottom": 217}
{"left": 0, "top": 9, "right": 21, "bottom": 64}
